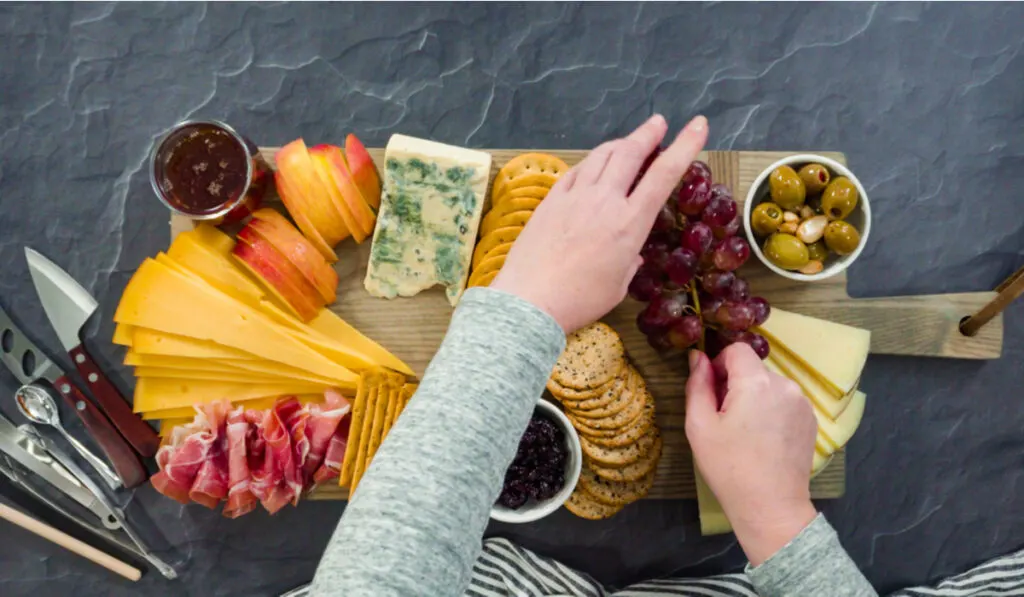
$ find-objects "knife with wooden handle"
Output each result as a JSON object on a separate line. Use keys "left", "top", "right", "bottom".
{"left": 25, "top": 248, "right": 160, "bottom": 458}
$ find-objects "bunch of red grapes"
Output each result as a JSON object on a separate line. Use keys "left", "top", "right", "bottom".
{"left": 630, "top": 158, "right": 771, "bottom": 359}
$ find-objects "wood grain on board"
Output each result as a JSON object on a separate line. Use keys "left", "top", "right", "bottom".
{"left": 170, "top": 148, "right": 1003, "bottom": 501}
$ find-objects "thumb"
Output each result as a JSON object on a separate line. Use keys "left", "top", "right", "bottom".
{"left": 685, "top": 350, "right": 719, "bottom": 426}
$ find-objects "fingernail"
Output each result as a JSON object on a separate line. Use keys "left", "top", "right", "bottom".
{"left": 649, "top": 113, "right": 666, "bottom": 127}
{"left": 688, "top": 115, "right": 708, "bottom": 132}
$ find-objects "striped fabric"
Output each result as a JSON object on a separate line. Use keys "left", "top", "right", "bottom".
{"left": 468, "top": 538, "right": 1024, "bottom": 597}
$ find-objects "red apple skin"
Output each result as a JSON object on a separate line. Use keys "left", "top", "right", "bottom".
{"left": 233, "top": 228, "right": 323, "bottom": 322}
{"left": 247, "top": 209, "right": 338, "bottom": 303}
{"left": 320, "top": 145, "right": 376, "bottom": 237}
{"left": 344, "top": 134, "right": 381, "bottom": 212}
{"left": 275, "top": 139, "right": 348, "bottom": 246}
{"left": 274, "top": 170, "right": 338, "bottom": 262}
{"left": 308, "top": 144, "right": 367, "bottom": 243}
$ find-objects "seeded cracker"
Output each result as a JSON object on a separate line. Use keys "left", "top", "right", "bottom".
{"left": 550, "top": 323, "right": 625, "bottom": 390}
{"left": 584, "top": 392, "right": 656, "bottom": 448}
{"left": 581, "top": 427, "right": 659, "bottom": 468}
{"left": 577, "top": 465, "right": 656, "bottom": 507}
{"left": 551, "top": 371, "right": 622, "bottom": 405}
{"left": 590, "top": 435, "right": 663, "bottom": 483}
{"left": 571, "top": 372, "right": 637, "bottom": 420}
{"left": 564, "top": 486, "right": 624, "bottom": 520}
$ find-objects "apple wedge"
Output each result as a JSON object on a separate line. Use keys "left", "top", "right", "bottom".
{"left": 275, "top": 139, "right": 349, "bottom": 246}
{"left": 233, "top": 228, "right": 323, "bottom": 322}
{"left": 248, "top": 208, "right": 338, "bottom": 303}
{"left": 275, "top": 170, "right": 338, "bottom": 263}
{"left": 308, "top": 144, "right": 367, "bottom": 243}
{"left": 345, "top": 133, "right": 382, "bottom": 212}
{"left": 320, "top": 145, "right": 377, "bottom": 238}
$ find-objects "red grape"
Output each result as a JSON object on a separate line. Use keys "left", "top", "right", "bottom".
{"left": 628, "top": 265, "right": 664, "bottom": 302}
{"left": 727, "top": 277, "right": 751, "bottom": 302}
{"left": 684, "top": 160, "right": 712, "bottom": 183}
{"left": 643, "top": 293, "right": 688, "bottom": 327}
{"left": 677, "top": 176, "right": 711, "bottom": 216}
{"left": 748, "top": 332, "right": 770, "bottom": 359}
{"left": 709, "top": 183, "right": 732, "bottom": 202}
{"left": 712, "top": 236, "right": 751, "bottom": 272}
{"left": 714, "top": 213, "right": 741, "bottom": 240}
{"left": 748, "top": 296, "right": 771, "bottom": 326}
{"left": 641, "top": 239, "right": 671, "bottom": 269}
{"left": 716, "top": 301, "right": 755, "bottom": 331}
{"left": 700, "top": 270, "right": 735, "bottom": 297}
{"left": 701, "top": 196, "right": 738, "bottom": 229}
{"left": 667, "top": 315, "right": 703, "bottom": 349}
{"left": 652, "top": 204, "right": 677, "bottom": 232}
{"left": 680, "top": 221, "right": 715, "bottom": 256}
{"left": 636, "top": 309, "right": 665, "bottom": 337}
{"left": 647, "top": 331, "right": 673, "bottom": 352}
{"left": 665, "top": 247, "right": 699, "bottom": 286}
{"left": 700, "top": 295, "right": 724, "bottom": 323}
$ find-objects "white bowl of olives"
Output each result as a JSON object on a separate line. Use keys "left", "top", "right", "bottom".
{"left": 743, "top": 154, "right": 871, "bottom": 282}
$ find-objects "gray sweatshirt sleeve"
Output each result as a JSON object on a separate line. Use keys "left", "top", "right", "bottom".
{"left": 746, "top": 514, "right": 877, "bottom": 597}
{"left": 310, "top": 287, "right": 565, "bottom": 597}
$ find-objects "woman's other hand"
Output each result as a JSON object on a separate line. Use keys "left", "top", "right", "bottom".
{"left": 491, "top": 114, "right": 708, "bottom": 333}
{"left": 685, "top": 344, "right": 818, "bottom": 566}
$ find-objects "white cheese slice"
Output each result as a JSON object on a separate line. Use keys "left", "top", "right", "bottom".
{"left": 757, "top": 308, "right": 870, "bottom": 397}
{"left": 813, "top": 391, "right": 866, "bottom": 452}
{"left": 364, "top": 134, "right": 491, "bottom": 306}
{"left": 765, "top": 346, "right": 856, "bottom": 421}
{"left": 694, "top": 464, "right": 731, "bottom": 536}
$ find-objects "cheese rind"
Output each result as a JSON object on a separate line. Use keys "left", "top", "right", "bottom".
{"left": 365, "top": 134, "right": 491, "bottom": 306}
{"left": 757, "top": 308, "right": 870, "bottom": 396}
{"left": 765, "top": 349, "right": 855, "bottom": 421}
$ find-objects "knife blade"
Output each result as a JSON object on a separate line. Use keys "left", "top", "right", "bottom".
{"left": 0, "top": 304, "right": 147, "bottom": 489}
{"left": 25, "top": 248, "right": 160, "bottom": 458}
{"left": 0, "top": 413, "right": 119, "bottom": 529}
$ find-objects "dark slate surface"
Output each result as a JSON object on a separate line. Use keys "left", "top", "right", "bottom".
{"left": 1, "top": 2, "right": 1022, "bottom": 595}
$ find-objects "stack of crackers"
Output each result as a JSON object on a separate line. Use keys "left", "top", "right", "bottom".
{"left": 339, "top": 368, "right": 418, "bottom": 498}
{"left": 547, "top": 323, "right": 663, "bottom": 520}
{"left": 468, "top": 153, "right": 570, "bottom": 287}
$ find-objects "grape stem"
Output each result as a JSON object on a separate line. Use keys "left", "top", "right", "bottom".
{"left": 688, "top": 283, "right": 704, "bottom": 352}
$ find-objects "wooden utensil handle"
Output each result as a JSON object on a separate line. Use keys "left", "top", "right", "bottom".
{"left": 960, "top": 266, "right": 1024, "bottom": 337}
{"left": 51, "top": 376, "right": 149, "bottom": 489}
{"left": 69, "top": 345, "right": 160, "bottom": 458}
{"left": 0, "top": 502, "right": 142, "bottom": 581}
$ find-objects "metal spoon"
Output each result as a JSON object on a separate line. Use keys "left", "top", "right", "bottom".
{"left": 15, "top": 384, "right": 121, "bottom": 492}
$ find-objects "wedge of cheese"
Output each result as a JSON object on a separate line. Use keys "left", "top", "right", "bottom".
{"left": 813, "top": 391, "right": 866, "bottom": 452}
{"left": 365, "top": 134, "right": 491, "bottom": 306}
{"left": 757, "top": 308, "right": 870, "bottom": 397}
{"left": 131, "top": 328, "right": 257, "bottom": 360}
{"left": 125, "top": 351, "right": 247, "bottom": 372}
{"left": 133, "top": 367, "right": 295, "bottom": 384}
{"left": 812, "top": 451, "right": 833, "bottom": 477}
{"left": 115, "top": 259, "right": 357, "bottom": 385}
{"left": 695, "top": 465, "right": 731, "bottom": 536}
{"left": 113, "top": 324, "right": 134, "bottom": 346}
{"left": 765, "top": 350, "right": 856, "bottom": 421}
{"left": 133, "top": 377, "right": 329, "bottom": 413}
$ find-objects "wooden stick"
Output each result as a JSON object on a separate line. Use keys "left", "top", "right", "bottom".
{"left": 961, "top": 265, "right": 1024, "bottom": 337}
{"left": 0, "top": 502, "right": 142, "bottom": 581}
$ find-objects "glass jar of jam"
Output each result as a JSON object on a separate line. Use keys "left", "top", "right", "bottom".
{"left": 149, "top": 120, "right": 270, "bottom": 224}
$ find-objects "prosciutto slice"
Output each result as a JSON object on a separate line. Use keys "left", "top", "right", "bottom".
{"left": 151, "top": 393, "right": 351, "bottom": 517}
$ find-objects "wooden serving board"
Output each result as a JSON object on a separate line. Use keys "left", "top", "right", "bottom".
{"left": 170, "top": 149, "right": 1002, "bottom": 501}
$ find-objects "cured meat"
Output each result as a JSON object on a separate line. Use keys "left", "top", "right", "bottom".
{"left": 151, "top": 393, "right": 351, "bottom": 517}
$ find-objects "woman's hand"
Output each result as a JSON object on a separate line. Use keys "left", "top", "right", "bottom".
{"left": 685, "top": 345, "right": 818, "bottom": 566}
{"left": 491, "top": 114, "right": 708, "bottom": 333}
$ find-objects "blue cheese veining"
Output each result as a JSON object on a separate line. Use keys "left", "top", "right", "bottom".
{"left": 364, "top": 135, "right": 492, "bottom": 306}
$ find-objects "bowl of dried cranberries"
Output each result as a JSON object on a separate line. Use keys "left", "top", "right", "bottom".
{"left": 491, "top": 399, "right": 582, "bottom": 523}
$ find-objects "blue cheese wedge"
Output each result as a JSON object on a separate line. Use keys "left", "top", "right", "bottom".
{"left": 364, "top": 135, "right": 492, "bottom": 306}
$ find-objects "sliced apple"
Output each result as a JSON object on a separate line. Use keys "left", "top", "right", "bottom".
{"left": 248, "top": 208, "right": 338, "bottom": 303}
{"left": 345, "top": 133, "right": 382, "bottom": 212}
{"left": 308, "top": 144, "right": 367, "bottom": 243}
{"left": 274, "top": 139, "right": 348, "bottom": 246}
{"left": 232, "top": 229, "right": 323, "bottom": 322}
{"left": 321, "top": 146, "right": 377, "bottom": 238}
{"left": 275, "top": 171, "right": 338, "bottom": 263}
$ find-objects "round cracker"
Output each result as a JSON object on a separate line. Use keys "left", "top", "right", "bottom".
{"left": 480, "top": 210, "right": 533, "bottom": 237}
{"left": 569, "top": 389, "right": 643, "bottom": 431}
{"left": 570, "top": 373, "right": 636, "bottom": 420}
{"left": 581, "top": 427, "right": 659, "bottom": 468}
{"left": 472, "top": 226, "right": 522, "bottom": 269}
{"left": 577, "top": 465, "right": 655, "bottom": 507}
{"left": 585, "top": 393, "right": 656, "bottom": 448}
{"left": 550, "top": 323, "right": 625, "bottom": 390}
{"left": 482, "top": 197, "right": 542, "bottom": 228}
{"left": 468, "top": 270, "right": 498, "bottom": 288}
{"left": 551, "top": 370, "right": 623, "bottom": 405}
{"left": 480, "top": 242, "right": 514, "bottom": 265}
{"left": 590, "top": 435, "right": 662, "bottom": 483}
{"left": 564, "top": 486, "right": 623, "bottom": 520}
{"left": 492, "top": 153, "right": 569, "bottom": 200}
{"left": 493, "top": 185, "right": 552, "bottom": 208}
{"left": 468, "top": 254, "right": 506, "bottom": 286}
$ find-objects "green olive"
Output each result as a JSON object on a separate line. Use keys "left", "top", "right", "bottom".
{"left": 751, "top": 202, "right": 784, "bottom": 236}
{"left": 821, "top": 177, "right": 859, "bottom": 220}
{"left": 798, "top": 163, "right": 831, "bottom": 194}
{"left": 824, "top": 220, "right": 861, "bottom": 255}
{"left": 769, "top": 165, "right": 807, "bottom": 210}
{"left": 806, "top": 240, "right": 829, "bottom": 262}
{"left": 763, "top": 233, "right": 810, "bottom": 270}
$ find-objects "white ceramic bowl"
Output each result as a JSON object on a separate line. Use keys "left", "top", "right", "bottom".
{"left": 490, "top": 398, "right": 582, "bottom": 524}
{"left": 743, "top": 154, "right": 871, "bottom": 282}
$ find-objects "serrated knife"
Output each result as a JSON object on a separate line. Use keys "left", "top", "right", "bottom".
{"left": 25, "top": 248, "right": 160, "bottom": 458}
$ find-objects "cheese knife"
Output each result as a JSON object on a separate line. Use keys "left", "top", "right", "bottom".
{"left": 0, "top": 304, "right": 147, "bottom": 488}
{"left": 25, "top": 248, "right": 160, "bottom": 458}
